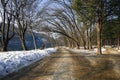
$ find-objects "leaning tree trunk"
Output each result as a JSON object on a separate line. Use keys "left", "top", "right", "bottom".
{"left": 20, "top": 36, "right": 27, "bottom": 50}
{"left": 31, "top": 32, "right": 37, "bottom": 49}
{"left": 29, "top": 24, "right": 37, "bottom": 49}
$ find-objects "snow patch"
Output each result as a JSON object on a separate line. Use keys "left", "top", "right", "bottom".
{"left": 0, "top": 48, "right": 57, "bottom": 78}
{"left": 69, "top": 49, "right": 96, "bottom": 56}
{"left": 94, "top": 48, "right": 106, "bottom": 52}
{"left": 69, "top": 48, "right": 106, "bottom": 55}
{"left": 118, "top": 50, "right": 120, "bottom": 52}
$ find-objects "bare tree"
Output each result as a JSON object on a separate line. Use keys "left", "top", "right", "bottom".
{"left": 0, "top": 0, "right": 15, "bottom": 51}
{"left": 9, "top": 0, "right": 38, "bottom": 50}
{"left": 41, "top": 0, "right": 83, "bottom": 49}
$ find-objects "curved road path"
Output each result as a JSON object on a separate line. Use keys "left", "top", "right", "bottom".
{"left": 2, "top": 48, "right": 120, "bottom": 80}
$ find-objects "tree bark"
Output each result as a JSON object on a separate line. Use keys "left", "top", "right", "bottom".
{"left": 1, "top": 42, "right": 8, "bottom": 51}
{"left": 118, "top": 37, "right": 120, "bottom": 49}
{"left": 1, "top": 6, "right": 6, "bottom": 51}
{"left": 89, "top": 27, "right": 92, "bottom": 49}
{"left": 86, "top": 29, "right": 89, "bottom": 49}
{"left": 20, "top": 36, "right": 27, "bottom": 50}
{"left": 77, "top": 42, "right": 80, "bottom": 49}
{"left": 97, "top": 16, "right": 102, "bottom": 55}
{"left": 31, "top": 32, "right": 37, "bottom": 49}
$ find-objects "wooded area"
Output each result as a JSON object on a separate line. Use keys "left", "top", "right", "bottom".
{"left": 0, "top": 0, "right": 120, "bottom": 54}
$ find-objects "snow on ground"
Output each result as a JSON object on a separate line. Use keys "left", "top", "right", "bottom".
{"left": 0, "top": 48, "right": 57, "bottom": 78}
{"left": 69, "top": 49, "right": 96, "bottom": 56}
{"left": 69, "top": 47, "right": 120, "bottom": 55}
{"left": 69, "top": 48, "right": 106, "bottom": 55}
{"left": 118, "top": 50, "right": 120, "bottom": 52}
{"left": 94, "top": 48, "right": 106, "bottom": 52}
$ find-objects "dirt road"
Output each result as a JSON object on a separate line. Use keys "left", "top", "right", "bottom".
{"left": 2, "top": 48, "right": 120, "bottom": 80}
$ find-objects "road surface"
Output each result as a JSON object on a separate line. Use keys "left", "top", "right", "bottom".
{"left": 2, "top": 48, "right": 120, "bottom": 80}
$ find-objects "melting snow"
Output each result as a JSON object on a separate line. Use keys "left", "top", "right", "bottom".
{"left": 69, "top": 48, "right": 106, "bottom": 55}
{"left": 0, "top": 48, "right": 57, "bottom": 78}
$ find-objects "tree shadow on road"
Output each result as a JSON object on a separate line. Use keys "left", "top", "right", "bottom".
{"left": 2, "top": 48, "right": 120, "bottom": 80}
{"left": 67, "top": 49, "right": 120, "bottom": 80}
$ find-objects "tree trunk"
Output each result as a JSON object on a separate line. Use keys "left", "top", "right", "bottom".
{"left": 67, "top": 38, "right": 70, "bottom": 47}
{"left": 77, "top": 42, "right": 80, "bottom": 49}
{"left": 118, "top": 37, "right": 120, "bottom": 49}
{"left": 20, "top": 36, "right": 27, "bottom": 50}
{"left": 31, "top": 32, "right": 37, "bottom": 49}
{"left": 97, "top": 16, "right": 102, "bottom": 55}
{"left": 83, "top": 40, "right": 86, "bottom": 49}
{"left": 80, "top": 37, "right": 86, "bottom": 49}
{"left": 89, "top": 27, "right": 92, "bottom": 49}
{"left": 86, "top": 29, "right": 89, "bottom": 49}
{"left": 1, "top": 7, "right": 6, "bottom": 51}
{"left": 1, "top": 43, "right": 8, "bottom": 51}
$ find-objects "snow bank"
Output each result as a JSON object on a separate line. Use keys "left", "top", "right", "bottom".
{"left": 0, "top": 48, "right": 57, "bottom": 78}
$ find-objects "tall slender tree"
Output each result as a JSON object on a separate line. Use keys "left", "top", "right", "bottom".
{"left": 73, "top": 0, "right": 119, "bottom": 54}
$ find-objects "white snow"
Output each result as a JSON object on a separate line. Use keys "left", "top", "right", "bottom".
{"left": 94, "top": 48, "right": 106, "bottom": 52}
{"left": 0, "top": 48, "right": 57, "bottom": 78}
{"left": 69, "top": 48, "right": 106, "bottom": 55}
{"left": 69, "top": 49, "right": 97, "bottom": 56}
{"left": 118, "top": 50, "right": 120, "bottom": 52}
